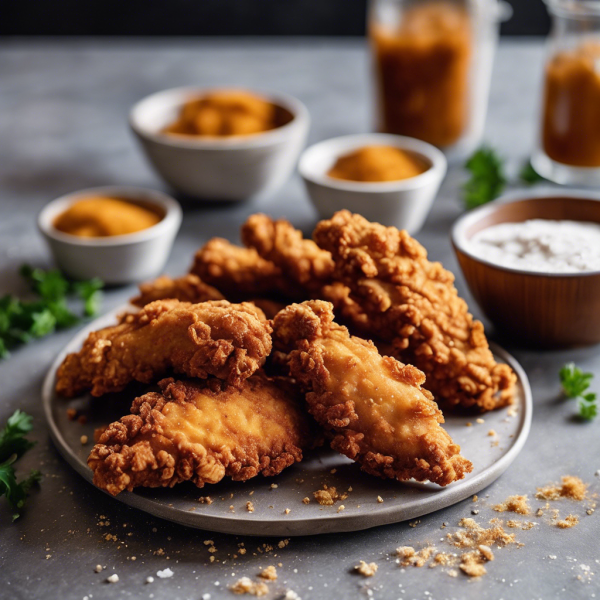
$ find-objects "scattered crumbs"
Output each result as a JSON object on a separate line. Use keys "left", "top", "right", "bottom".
{"left": 472, "top": 495, "right": 478, "bottom": 502}
{"left": 493, "top": 495, "right": 530, "bottom": 515}
{"left": 354, "top": 561, "right": 378, "bottom": 577}
{"left": 284, "top": 508, "right": 291, "bottom": 515}
{"left": 377, "top": 496, "right": 384, "bottom": 504}
{"left": 146, "top": 576, "right": 154, "bottom": 584}
{"left": 478, "top": 545, "right": 494, "bottom": 561}
{"left": 270, "top": 484, "right": 278, "bottom": 490}
{"left": 330, "top": 469, "right": 337, "bottom": 474}
{"left": 94, "top": 564, "right": 102, "bottom": 573}
{"left": 249, "top": 490, "right": 254, "bottom": 496}
{"left": 396, "top": 546, "right": 435, "bottom": 567}
{"left": 277, "top": 539, "right": 289, "bottom": 549}
{"left": 246, "top": 502, "right": 254, "bottom": 513}
{"left": 476, "top": 418, "right": 485, "bottom": 424}
{"left": 409, "top": 520, "right": 420, "bottom": 528}
{"left": 66, "top": 408, "right": 77, "bottom": 421}
{"left": 204, "top": 540, "right": 214, "bottom": 546}
{"left": 229, "top": 505, "right": 235, "bottom": 512}
{"left": 282, "top": 590, "right": 301, "bottom": 600}
{"left": 466, "top": 422, "right": 473, "bottom": 427}
{"left": 448, "top": 518, "right": 516, "bottom": 550}
{"left": 348, "top": 486, "right": 353, "bottom": 492}
{"left": 506, "top": 520, "right": 536, "bottom": 530}
{"left": 447, "top": 569, "right": 459, "bottom": 578}
{"left": 488, "top": 429, "right": 497, "bottom": 437}
{"left": 107, "top": 574, "right": 119, "bottom": 584}
{"left": 302, "top": 497, "right": 310, "bottom": 505}
{"left": 230, "top": 577, "right": 268, "bottom": 596}
{"left": 556, "top": 514, "right": 579, "bottom": 529}
{"left": 208, "top": 547, "right": 217, "bottom": 554}
{"left": 157, "top": 568, "right": 174, "bottom": 579}
{"left": 337, "top": 505, "right": 345, "bottom": 513}
{"left": 536, "top": 476, "right": 588, "bottom": 501}
{"left": 198, "top": 496, "right": 213, "bottom": 505}
{"left": 459, "top": 551, "right": 487, "bottom": 578}
{"left": 239, "top": 548, "right": 247, "bottom": 556}
{"left": 507, "top": 406, "right": 518, "bottom": 417}
{"left": 313, "top": 485, "right": 348, "bottom": 506}
{"left": 536, "top": 508, "right": 544, "bottom": 517}
{"left": 258, "top": 566, "right": 277, "bottom": 581}
{"left": 202, "top": 594, "right": 211, "bottom": 600}
{"left": 80, "top": 435, "right": 88, "bottom": 445}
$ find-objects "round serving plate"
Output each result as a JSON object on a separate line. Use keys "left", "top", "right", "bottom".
{"left": 43, "top": 305, "right": 532, "bottom": 537}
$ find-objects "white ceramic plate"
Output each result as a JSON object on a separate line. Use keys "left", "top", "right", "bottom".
{"left": 43, "top": 305, "right": 532, "bottom": 537}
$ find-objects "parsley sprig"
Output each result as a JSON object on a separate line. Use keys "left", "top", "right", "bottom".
{"left": 559, "top": 363, "right": 597, "bottom": 420}
{"left": 0, "top": 410, "right": 41, "bottom": 520}
{"left": 0, "top": 266, "right": 103, "bottom": 359}
{"left": 463, "top": 147, "right": 507, "bottom": 210}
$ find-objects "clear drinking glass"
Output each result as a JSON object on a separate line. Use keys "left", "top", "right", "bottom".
{"left": 532, "top": 0, "right": 600, "bottom": 186}
{"left": 368, "top": 0, "right": 509, "bottom": 161}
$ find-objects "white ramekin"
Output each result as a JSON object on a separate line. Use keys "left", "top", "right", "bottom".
{"left": 38, "top": 186, "right": 182, "bottom": 285}
{"left": 299, "top": 133, "right": 447, "bottom": 233}
{"left": 130, "top": 87, "right": 310, "bottom": 201}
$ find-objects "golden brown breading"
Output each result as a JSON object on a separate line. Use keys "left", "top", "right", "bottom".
{"left": 88, "top": 374, "right": 314, "bottom": 496}
{"left": 313, "top": 211, "right": 516, "bottom": 411}
{"left": 273, "top": 300, "right": 472, "bottom": 487}
{"left": 241, "top": 213, "right": 334, "bottom": 294}
{"left": 191, "top": 237, "right": 303, "bottom": 300}
{"left": 56, "top": 300, "right": 272, "bottom": 397}
{"left": 130, "top": 274, "right": 224, "bottom": 307}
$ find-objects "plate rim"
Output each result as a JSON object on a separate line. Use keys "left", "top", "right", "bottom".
{"left": 43, "top": 304, "right": 532, "bottom": 536}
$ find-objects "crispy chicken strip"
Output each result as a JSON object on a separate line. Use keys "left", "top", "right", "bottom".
{"left": 191, "top": 237, "right": 303, "bottom": 300}
{"left": 241, "top": 213, "right": 335, "bottom": 295}
{"left": 131, "top": 274, "right": 224, "bottom": 307}
{"left": 273, "top": 300, "right": 472, "bottom": 487}
{"left": 313, "top": 211, "right": 516, "bottom": 411}
{"left": 56, "top": 300, "right": 272, "bottom": 397}
{"left": 88, "top": 374, "right": 315, "bottom": 496}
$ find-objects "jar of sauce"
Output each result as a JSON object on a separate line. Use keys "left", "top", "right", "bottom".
{"left": 368, "top": 0, "right": 509, "bottom": 160}
{"left": 532, "top": 0, "right": 600, "bottom": 185}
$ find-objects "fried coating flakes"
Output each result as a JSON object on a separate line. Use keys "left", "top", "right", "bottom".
{"left": 312, "top": 485, "right": 348, "bottom": 506}
{"left": 354, "top": 561, "right": 378, "bottom": 577}
{"left": 536, "top": 476, "right": 588, "bottom": 501}
{"left": 130, "top": 274, "right": 224, "bottom": 307}
{"left": 88, "top": 374, "right": 314, "bottom": 496}
{"left": 230, "top": 577, "right": 269, "bottom": 596}
{"left": 56, "top": 299, "right": 272, "bottom": 397}
{"left": 273, "top": 300, "right": 472, "bottom": 487}
{"left": 493, "top": 495, "right": 531, "bottom": 515}
{"left": 313, "top": 210, "right": 516, "bottom": 411}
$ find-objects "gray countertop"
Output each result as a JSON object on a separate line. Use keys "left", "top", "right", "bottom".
{"left": 1, "top": 38, "right": 599, "bottom": 600}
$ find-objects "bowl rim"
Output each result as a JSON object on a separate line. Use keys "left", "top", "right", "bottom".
{"left": 38, "top": 186, "right": 183, "bottom": 247}
{"left": 129, "top": 86, "right": 310, "bottom": 151}
{"left": 451, "top": 188, "right": 600, "bottom": 279}
{"left": 298, "top": 133, "right": 447, "bottom": 193}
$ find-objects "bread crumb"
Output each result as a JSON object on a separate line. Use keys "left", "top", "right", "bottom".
{"left": 198, "top": 496, "right": 213, "bottom": 505}
{"left": 230, "top": 577, "right": 269, "bottom": 596}
{"left": 270, "top": 484, "right": 278, "bottom": 489}
{"left": 66, "top": 408, "right": 77, "bottom": 421}
{"left": 258, "top": 566, "right": 277, "bottom": 581}
{"left": 354, "top": 560, "right": 378, "bottom": 577}
{"left": 277, "top": 539, "right": 289, "bottom": 549}
{"left": 466, "top": 422, "right": 472, "bottom": 427}
{"left": 507, "top": 406, "right": 518, "bottom": 417}
{"left": 396, "top": 545, "right": 435, "bottom": 567}
{"left": 488, "top": 429, "right": 497, "bottom": 437}
{"left": 284, "top": 508, "right": 291, "bottom": 515}
{"left": 476, "top": 418, "right": 485, "bottom": 424}
{"left": 447, "top": 569, "right": 459, "bottom": 577}
{"left": 94, "top": 564, "right": 102, "bottom": 573}
{"left": 536, "top": 476, "right": 588, "bottom": 501}
{"left": 493, "top": 495, "right": 530, "bottom": 515}
{"left": 107, "top": 574, "right": 119, "bottom": 583}
{"left": 556, "top": 514, "right": 579, "bottom": 529}
{"left": 246, "top": 501, "right": 254, "bottom": 513}
{"left": 448, "top": 518, "right": 516, "bottom": 549}
{"left": 460, "top": 551, "right": 487, "bottom": 578}
{"left": 302, "top": 497, "right": 310, "bottom": 505}
{"left": 478, "top": 545, "right": 494, "bottom": 561}
{"left": 313, "top": 485, "right": 347, "bottom": 506}
{"left": 337, "top": 505, "right": 345, "bottom": 513}
{"left": 472, "top": 495, "right": 478, "bottom": 502}
{"left": 80, "top": 435, "right": 88, "bottom": 445}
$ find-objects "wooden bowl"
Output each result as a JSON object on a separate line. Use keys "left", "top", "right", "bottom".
{"left": 451, "top": 191, "right": 600, "bottom": 348}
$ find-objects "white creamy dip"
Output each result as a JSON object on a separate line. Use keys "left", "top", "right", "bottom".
{"left": 468, "top": 219, "right": 600, "bottom": 273}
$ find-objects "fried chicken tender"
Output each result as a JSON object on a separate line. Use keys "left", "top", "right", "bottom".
{"left": 191, "top": 237, "right": 303, "bottom": 300}
{"left": 131, "top": 274, "right": 224, "bottom": 307}
{"left": 273, "top": 300, "right": 472, "bottom": 486}
{"left": 313, "top": 211, "right": 516, "bottom": 411}
{"left": 88, "top": 374, "right": 314, "bottom": 496}
{"left": 241, "top": 213, "right": 335, "bottom": 294}
{"left": 56, "top": 300, "right": 272, "bottom": 397}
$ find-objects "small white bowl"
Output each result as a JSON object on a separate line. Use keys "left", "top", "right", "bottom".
{"left": 38, "top": 186, "right": 182, "bottom": 285}
{"left": 299, "top": 134, "right": 447, "bottom": 233}
{"left": 130, "top": 87, "right": 310, "bottom": 201}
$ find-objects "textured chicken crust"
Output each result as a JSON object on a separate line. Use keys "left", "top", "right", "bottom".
{"left": 131, "top": 274, "right": 224, "bottom": 307}
{"left": 191, "top": 237, "right": 302, "bottom": 300}
{"left": 88, "top": 375, "right": 314, "bottom": 496}
{"left": 273, "top": 300, "right": 472, "bottom": 486}
{"left": 313, "top": 211, "right": 516, "bottom": 411}
{"left": 56, "top": 300, "right": 272, "bottom": 397}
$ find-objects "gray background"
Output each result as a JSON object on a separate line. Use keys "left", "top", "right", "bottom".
{"left": 1, "top": 38, "right": 599, "bottom": 599}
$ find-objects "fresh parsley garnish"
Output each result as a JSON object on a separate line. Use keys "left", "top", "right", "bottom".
{"left": 463, "top": 147, "right": 507, "bottom": 210}
{"left": 0, "top": 410, "right": 40, "bottom": 520}
{"left": 559, "top": 363, "right": 597, "bottom": 420}
{"left": 0, "top": 266, "right": 104, "bottom": 359}
{"left": 519, "top": 161, "right": 545, "bottom": 185}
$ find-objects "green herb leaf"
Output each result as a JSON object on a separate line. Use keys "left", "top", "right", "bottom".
{"left": 0, "top": 458, "right": 41, "bottom": 521}
{"left": 560, "top": 362, "right": 593, "bottom": 398}
{"left": 519, "top": 161, "right": 545, "bottom": 185}
{"left": 73, "top": 278, "right": 104, "bottom": 317}
{"left": 578, "top": 398, "right": 598, "bottom": 420}
{"left": 463, "top": 147, "right": 507, "bottom": 210}
{"left": 0, "top": 410, "right": 35, "bottom": 463}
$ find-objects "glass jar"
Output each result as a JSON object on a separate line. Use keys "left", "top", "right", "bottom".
{"left": 368, "top": 0, "right": 509, "bottom": 160}
{"left": 532, "top": 0, "right": 600, "bottom": 185}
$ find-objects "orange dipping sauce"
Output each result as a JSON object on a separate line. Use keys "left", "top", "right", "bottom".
{"left": 54, "top": 197, "right": 162, "bottom": 238}
{"left": 163, "top": 90, "right": 292, "bottom": 138}
{"left": 327, "top": 146, "right": 428, "bottom": 183}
